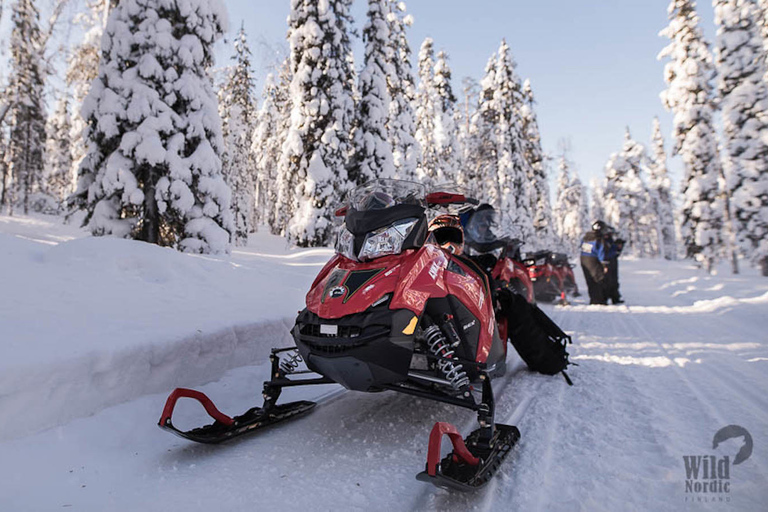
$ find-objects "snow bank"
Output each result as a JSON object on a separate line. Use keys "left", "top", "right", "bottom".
{"left": 0, "top": 215, "right": 331, "bottom": 440}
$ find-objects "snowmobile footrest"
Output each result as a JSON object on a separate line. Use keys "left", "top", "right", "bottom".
{"left": 416, "top": 422, "right": 521, "bottom": 491}
{"left": 158, "top": 387, "right": 315, "bottom": 444}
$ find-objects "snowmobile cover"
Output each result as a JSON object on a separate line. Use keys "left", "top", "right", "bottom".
{"left": 496, "top": 288, "right": 572, "bottom": 377}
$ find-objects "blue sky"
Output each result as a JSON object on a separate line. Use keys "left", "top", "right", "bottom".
{"left": 0, "top": 0, "right": 719, "bottom": 194}
{"left": 223, "top": 0, "right": 719, "bottom": 193}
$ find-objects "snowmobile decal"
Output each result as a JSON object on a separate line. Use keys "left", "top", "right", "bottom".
{"left": 341, "top": 268, "right": 385, "bottom": 303}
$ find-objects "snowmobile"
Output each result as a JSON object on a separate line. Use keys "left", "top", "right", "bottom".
{"left": 523, "top": 250, "right": 579, "bottom": 304}
{"left": 459, "top": 205, "right": 535, "bottom": 305}
{"left": 159, "top": 179, "right": 571, "bottom": 492}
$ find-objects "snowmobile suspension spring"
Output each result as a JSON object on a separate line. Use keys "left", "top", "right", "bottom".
{"left": 279, "top": 350, "right": 303, "bottom": 374}
{"left": 423, "top": 325, "right": 470, "bottom": 391}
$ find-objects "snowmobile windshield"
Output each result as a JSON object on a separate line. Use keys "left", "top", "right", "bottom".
{"left": 347, "top": 179, "right": 427, "bottom": 211}
{"left": 465, "top": 209, "right": 500, "bottom": 244}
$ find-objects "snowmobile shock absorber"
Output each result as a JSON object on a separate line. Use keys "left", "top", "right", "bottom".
{"left": 423, "top": 324, "right": 470, "bottom": 391}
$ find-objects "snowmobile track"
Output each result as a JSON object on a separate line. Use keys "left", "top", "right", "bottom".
{"left": 622, "top": 306, "right": 768, "bottom": 480}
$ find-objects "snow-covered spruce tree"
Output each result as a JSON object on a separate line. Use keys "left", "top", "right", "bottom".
{"left": 385, "top": 0, "right": 420, "bottom": 182}
{"left": 589, "top": 177, "right": 606, "bottom": 224}
{"left": 253, "top": 59, "right": 292, "bottom": 235}
{"left": 659, "top": 0, "right": 723, "bottom": 272}
{"left": 219, "top": 23, "right": 257, "bottom": 246}
{"left": 349, "top": 0, "right": 395, "bottom": 185}
{"left": 521, "top": 79, "right": 556, "bottom": 250}
{"left": 647, "top": 117, "right": 677, "bottom": 259}
{"left": 559, "top": 172, "right": 589, "bottom": 256}
{"left": 74, "top": 0, "right": 233, "bottom": 253}
{"left": 464, "top": 51, "right": 499, "bottom": 204}
{"left": 5, "top": 0, "right": 46, "bottom": 215}
{"left": 432, "top": 50, "right": 461, "bottom": 185}
{"left": 44, "top": 93, "right": 74, "bottom": 211}
{"left": 282, "top": 0, "right": 356, "bottom": 247}
{"left": 758, "top": 0, "right": 768, "bottom": 81}
{"left": 552, "top": 153, "right": 571, "bottom": 243}
{"left": 414, "top": 37, "right": 440, "bottom": 188}
{"left": 603, "top": 129, "right": 658, "bottom": 257}
{"left": 714, "top": 0, "right": 768, "bottom": 275}
{"left": 456, "top": 76, "right": 478, "bottom": 190}
{"left": 66, "top": 0, "right": 114, "bottom": 196}
{"left": 490, "top": 40, "right": 534, "bottom": 242}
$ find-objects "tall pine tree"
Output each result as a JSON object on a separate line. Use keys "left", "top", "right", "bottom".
{"left": 74, "top": 0, "right": 233, "bottom": 253}
{"left": 414, "top": 37, "right": 440, "bottom": 188}
{"left": 282, "top": 0, "right": 356, "bottom": 247}
{"left": 647, "top": 117, "right": 677, "bottom": 259}
{"left": 603, "top": 129, "right": 657, "bottom": 257}
{"left": 464, "top": 52, "right": 499, "bottom": 203}
{"left": 432, "top": 50, "right": 461, "bottom": 185}
{"left": 385, "top": 0, "right": 419, "bottom": 182}
{"left": 521, "top": 79, "right": 556, "bottom": 250}
{"left": 659, "top": 0, "right": 723, "bottom": 272}
{"left": 219, "top": 24, "right": 257, "bottom": 246}
{"left": 253, "top": 59, "right": 292, "bottom": 235}
{"left": 44, "top": 93, "right": 74, "bottom": 211}
{"left": 349, "top": 0, "right": 395, "bottom": 185}
{"left": 714, "top": 0, "right": 768, "bottom": 275}
{"left": 5, "top": 0, "right": 46, "bottom": 215}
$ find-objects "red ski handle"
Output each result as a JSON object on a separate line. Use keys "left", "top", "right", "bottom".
{"left": 426, "top": 421, "right": 480, "bottom": 476}
{"left": 159, "top": 388, "right": 234, "bottom": 428}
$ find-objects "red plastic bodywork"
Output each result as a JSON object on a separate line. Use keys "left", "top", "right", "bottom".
{"left": 493, "top": 257, "right": 535, "bottom": 304}
{"left": 304, "top": 244, "right": 496, "bottom": 363}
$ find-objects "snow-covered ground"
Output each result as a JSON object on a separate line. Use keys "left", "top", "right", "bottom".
{"left": 1, "top": 213, "right": 766, "bottom": 511}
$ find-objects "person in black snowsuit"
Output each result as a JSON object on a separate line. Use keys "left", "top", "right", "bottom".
{"left": 580, "top": 220, "right": 609, "bottom": 305}
{"left": 603, "top": 227, "right": 625, "bottom": 304}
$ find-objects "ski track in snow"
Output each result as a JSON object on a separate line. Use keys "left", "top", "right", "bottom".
{"left": 2, "top": 215, "right": 768, "bottom": 511}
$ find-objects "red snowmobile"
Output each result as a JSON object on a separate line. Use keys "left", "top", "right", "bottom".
{"left": 159, "top": 179, "right": 571, "bottom": 491}
{"left": 459, "top": 205, "right": 535, "bottom": 305}
{"left": 523, "top": 250, "right": 579, "bottom": 304}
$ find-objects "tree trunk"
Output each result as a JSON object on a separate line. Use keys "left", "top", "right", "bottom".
{"left": 142, "top": 179, "right": 158, "bottom": 244}
{"left": 761, "top": 256, "right": 768, "bottom": 277}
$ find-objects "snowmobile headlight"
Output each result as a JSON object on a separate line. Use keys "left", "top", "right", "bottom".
{"left": 358, "top": 218, "right": 418, "bottom": 261}
{"left": 335, "top": 224, "right": 357, "bottom": 261}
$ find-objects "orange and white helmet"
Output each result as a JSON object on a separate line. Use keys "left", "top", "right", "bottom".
{"left": 429, "top": 215, "right": 464, "bottom": 255}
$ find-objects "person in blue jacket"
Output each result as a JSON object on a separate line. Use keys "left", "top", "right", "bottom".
{"left": 580, "top": 220, "right": 609, "bottom": 305}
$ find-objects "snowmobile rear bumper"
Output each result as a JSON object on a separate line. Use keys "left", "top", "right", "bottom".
{"left": 292, "top": 307, "right": 416, "bottom": 392}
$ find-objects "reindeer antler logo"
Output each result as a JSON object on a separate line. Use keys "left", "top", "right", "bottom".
{"left": 712, "top": 425, "right": 753, "bottom": 466}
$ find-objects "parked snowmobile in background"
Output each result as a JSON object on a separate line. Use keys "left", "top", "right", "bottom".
{"left": 460, "top": 205, "right": 535, "bottom": 304}
{"left": 523, "top": 250, "right": 579, "bottom": 304}
{"left": 159, "top": 179, "right": 572, "bottom": 492}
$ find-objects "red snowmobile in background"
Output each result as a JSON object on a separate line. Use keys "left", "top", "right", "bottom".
{"left": 523, "top": 250, "right": 580, "bottom": 304}
{"left": 159, "top": 179, "right": 571, "bottom": 492}
{"left": 458, "top": 205, "right": 535, "bottom": 305}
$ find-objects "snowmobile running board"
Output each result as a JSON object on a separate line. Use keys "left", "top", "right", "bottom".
{"left": 158, "top": 387, "right": 317, "bottom": 444}
{"left": 416, "top": 421, "right": 521, "bottom": 492}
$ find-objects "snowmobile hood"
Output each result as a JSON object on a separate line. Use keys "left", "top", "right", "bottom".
{"left": 306, "top": 245, "right": 451, "bottom": 319}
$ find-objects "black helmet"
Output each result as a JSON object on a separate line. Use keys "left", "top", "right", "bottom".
{"left": 592, "top": 220, "right": 606, "bottom": 234}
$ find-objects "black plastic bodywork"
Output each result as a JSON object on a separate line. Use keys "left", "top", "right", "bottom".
{"left": 293, "top": 303, "right": 417, "bottom": 392}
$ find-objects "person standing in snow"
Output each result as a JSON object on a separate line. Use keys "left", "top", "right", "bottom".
{"left": 603, "top": 226, "right": 625, "bottom": 304}
{"left": 580, "top": 220, "right": 609, "bottom": 305}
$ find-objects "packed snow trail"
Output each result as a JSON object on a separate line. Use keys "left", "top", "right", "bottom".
{"left": 1, "top": 216, "right": 767, "bottom": 511}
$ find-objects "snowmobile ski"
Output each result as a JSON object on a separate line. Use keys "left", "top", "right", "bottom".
{"left": 416, "top": 421, "right": 521, "bottom": 492}
{"left": 158, "top": 387, "right": 316, "bottom": 444}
